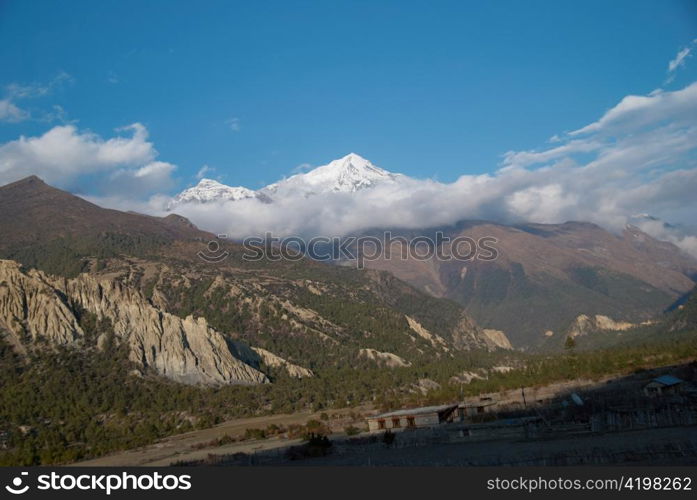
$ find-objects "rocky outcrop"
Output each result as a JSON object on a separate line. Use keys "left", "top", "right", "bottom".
{"left": 449, "top": 314, "right": 513, "bottom": 351}
{"left": 0, "top": 260, "right": 84, "bottom": 351}
{"left": 405, "top": 313, "right": 512, "bottom": 352}
{"left": 250, "top": 347, "right": 314, "bottom": 378}
{"left": 224, "top": 340, "right": 314, "bottom": 378}
{"left": 411, "top": 378, "right": 441, "bottom": 395}
{"left": 405, "top": 315, "right": 450, "bottom": 351}
{"left": 358, "top": 348, "right": 411, "bottom": 368}
{"left": 481, "top": 329, "right": 513, "bottom": 350}
{"left": 567, "top": 314, "right": 637, "bottom": 339}
{"left": 449, "top": 370, "right": 485, "bottom": 384}
{"left": 0, "top": 260, "right": 268, "bottom": 386}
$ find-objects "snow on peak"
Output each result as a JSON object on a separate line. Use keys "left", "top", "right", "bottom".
{"left": 266, "top": 153, "right": 399, "bottom": 195}
{"left": 168, "top": 154, "right": 401, "bottom": 208}
{"left": 312, "top": 153, "right": 394, "bottom": 189}
{"left": 168, "top": 178, "right": 256, "bottom": 209}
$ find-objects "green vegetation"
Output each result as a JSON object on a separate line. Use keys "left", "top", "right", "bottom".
{"left": 1, "top": 324, "right": 696, "bottom": 465}
{"left": 0, "top": 233, "right": 171, "bottom": 278}
{"left": 0, "top": 333, "right": 487, "bottom": 465}
{"left": 415, "top": 332, "right": 697, "bottom": 406}
{"left": 1, "top": 241, "right": 696, "bottom": 466}
{"left": 344, "top": 425, "right": 362, "bottom": 436}
{"left": 148, "top": 261, "right": 463, "bottom": 370}
{"left": 453, "top": 265, "right": 674, "bottom": 348}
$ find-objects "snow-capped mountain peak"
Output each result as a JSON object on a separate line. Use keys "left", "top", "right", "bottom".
{"left": 168, "top": 178, "right": 256, "bottom": 209}
{"left": 303, "top": 153, "right": 396, "bottom": 192}
{"left": 264, "top": 153, "right": 399, "bottom": 196}
{"left": 168, "top": 154, "right": 400, "bottom": 208}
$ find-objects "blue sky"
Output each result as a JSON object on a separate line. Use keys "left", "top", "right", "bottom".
{"left": 1, "top": 0, "right": 697, "bottom": 254}
{"left": 1, "top": 0, "right": 696, "bottom": 191}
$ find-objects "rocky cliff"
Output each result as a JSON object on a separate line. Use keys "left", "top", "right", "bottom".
{"left": 358, "top": 348, "right": 411, "bottom": 367}
{"left": 0, "top": 260, "right": 268, "bottom": 386}
{"left": 481, "top": 329, "right": 514, "bottom": 350}
{"left": 0, "top": 260, "right": 84, "bottom": 352}
{"left": 566, "top": 314, "right": 639, "bottom": 339}
{"left": 449, "top": 314, "right": 513, "bottom": 351}
{"left": 250, "top": 347, "right": 314, "bottom": 378}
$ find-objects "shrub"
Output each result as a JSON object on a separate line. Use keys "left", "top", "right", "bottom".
{"left": 303, "top": 419, "right": 330, "bottom": 439}
{"left": 265, "top": 424, "right": 285, "bottom": 436}
{"left": 285, "top": 433, "right": 332, "bottom": 460}
{"left": 344, "top": 425, "right": 361, "bottom": 436}
{"left": 243, "top": 428, "right": 267, "bottom": 440}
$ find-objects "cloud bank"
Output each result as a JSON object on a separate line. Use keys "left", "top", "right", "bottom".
{"left": 162, "top": 81, "right": 697, "bottom": 257}
{"left": 0, "top": 78, "right": 696, "bottom": 256}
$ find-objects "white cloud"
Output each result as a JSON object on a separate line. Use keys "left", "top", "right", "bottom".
{"left": 0, "top": 72, "right": 74, "bottom": 123}
{"left": 106, "top": 71, "right": 120, "bottom": 85}
{"left": 2, "top": 77, "right": 696, "bottom": 259}
{"left": 225, "top": 117, "right": 241, "bottom": 132}
{"left": 0, "top": 99, "right": 29, "bottom": 122}
{"left": 106, "top": 161, "right": 176, "bottom": 198}
{"left": 629, "top": 215, "right": 697, "bottom": 259}
{"left": 37, "top": 104, "right": 70, "bottom": 124}
{"left": 0, "top": 123, "right": 176, "bottom": 200}
{"left": 196, "top": 165, "right": 214, "bottom": 180}
{"left": 5, "top": 71, "right": 73, "bottom": 99}
{"left": 162, "top": 81, "right": 697, "bottom": 257}
{"left": 569, "top": 82, "right": 697, "bottom": 136}
{"left": 502, "top": 139, "right": 602, "bottom": 170}
{"left": 80, "top": 193, "right": 174, "bottom": 216}
{"left": 291, "top": 162, "right": 313, "bottom": 174}
{"left": 668, "top": 47, "right": 691, "bottom": 73}
{"left": 665, "top": 41, "right": 697, "bottom": 84}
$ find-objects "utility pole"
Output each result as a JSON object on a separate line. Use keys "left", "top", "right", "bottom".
{"left": 521, "top": 387, "right": 527, "bottom": 408}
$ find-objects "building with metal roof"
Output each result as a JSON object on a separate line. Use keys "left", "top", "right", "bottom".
{"left": 643, "top": 375, "right": 686, "bottom": 397}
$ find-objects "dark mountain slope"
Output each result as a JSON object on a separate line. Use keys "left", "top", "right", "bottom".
{"left": 0, "top": 175, "right": 205, "bottom": 244}
{"left": 0, "top": 176, "right": 210, "bottom": 276}
{"left": 352, "top": 221, "right": 697, "bottom": 348}
{"left": 669, "top": 286, "right": 697, "bottom": 333}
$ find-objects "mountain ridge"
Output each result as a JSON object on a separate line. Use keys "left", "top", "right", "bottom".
{"left": 2, "top": 175, "right": 694, "bottom": 352}
{"left": 0, "top": 175, "right": 207, "bottom": 246}
{"left": 0, "top": 176, "right": 505, "bottom": 383}
{"left": 349, "top": 220, "right": 697, "bottom": 347}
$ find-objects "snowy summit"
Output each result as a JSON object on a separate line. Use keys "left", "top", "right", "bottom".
{"left": 272, "top": 153, "right": 399, "bottom": 194}
{"left": 168, "top": 153, "right": 400, "bottom": 209}
{"left": 168, "top": 178, "right": 256, "bottom": 209}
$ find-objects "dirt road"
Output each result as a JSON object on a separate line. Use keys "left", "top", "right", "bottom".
{"left": 77, "top": 409, "right": 351, "bottom": 466}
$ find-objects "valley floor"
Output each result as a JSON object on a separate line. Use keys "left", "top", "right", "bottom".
{"left": 261, "top": 424, "right": 697, "bottom": 466}
{"left": 77, "top": 360, "right": 697, "bottom": 467}
{"left": 76, "top": 408, "right": 367, "bottom": 466}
